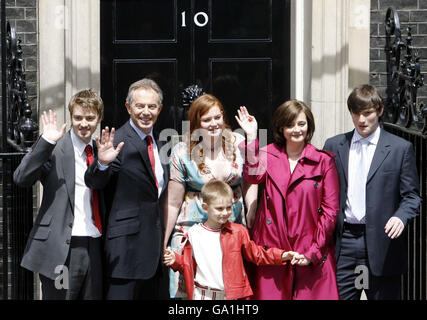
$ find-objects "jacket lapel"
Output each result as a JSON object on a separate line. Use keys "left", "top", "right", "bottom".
{"left": 336, "top": 131, "right": 353, "bottom": 187}
{"left": 266, "top": 144, "right": 290, "bottom": 200}
{"left": 61, "top": 131, "right": 76, "bottom": 212}
{"left": 126, "top": 123, "right": 158, "bottom": 187}
{"left": 367, "top": 129, "right": 391, "bottom": 183}
{"left": 286, "top": 144, "right": 323, "bottom": 192}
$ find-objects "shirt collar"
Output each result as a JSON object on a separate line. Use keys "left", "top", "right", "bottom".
{"left": 70, "top": 128, "right": 93, "bottom": 156}
{"left": 220, "top": 221, "right": 233, "bottom": 233}
{"left": 129, "top": 118, "right": 154, "bottom": 142}
{"left": 352, "top": 125, "right": 381, "bottom": 146}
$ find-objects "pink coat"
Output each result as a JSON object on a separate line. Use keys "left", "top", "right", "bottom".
{"left": 240, "top": 140, "right": 340, "bottom": 300}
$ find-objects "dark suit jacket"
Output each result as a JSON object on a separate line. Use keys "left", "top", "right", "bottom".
{"left": 324, "top": 128, "right": 421, "bottom": 276}
{"left": 85, "top": 121, "right": 169, "bottom": 280}
{"left": 13, "top": 131, "right": 105, "bottom": 280}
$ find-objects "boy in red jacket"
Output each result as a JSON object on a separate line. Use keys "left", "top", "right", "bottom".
{"left": 163, "top": 180, "right": 295, "bottom": 300}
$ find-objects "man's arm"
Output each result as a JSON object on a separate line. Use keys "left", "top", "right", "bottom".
{"left": 84, "top": 126, "right": 124, "bottom": 190}
{"left": 386, "top": 143, "right": 421, "bottom": 238}
{"left": 13, "top": 137, "right": 56, "bottom": 187}
{"left": 14, "top": 110, "right": 66, "bottom": 187}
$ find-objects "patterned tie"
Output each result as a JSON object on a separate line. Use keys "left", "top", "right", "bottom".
{"left": 352, "top": 139, "right": 369, "bottom": 221}
{"left": 84, "top": 145, "right": 102, "bottom": 234}
{"left": 146, "top": 135, "right": 159, "bottom": 189}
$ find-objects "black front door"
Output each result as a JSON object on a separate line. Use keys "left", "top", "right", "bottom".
{"left": 101, "top": 0, "right": 290, "bottom": 142}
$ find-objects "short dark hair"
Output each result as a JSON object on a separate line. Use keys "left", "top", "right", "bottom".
{"left": 272, "top": 99, "right": 315, "bottom": 147}
{"left": 347, "top": 84, "right": 384, "bottom": 114}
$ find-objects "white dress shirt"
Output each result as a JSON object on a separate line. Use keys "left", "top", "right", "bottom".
{"left": 70, "top": 129, "right": 102, "bottom": 237}
{"left": 345, "top": 126, "right": 381, "bottom": 224}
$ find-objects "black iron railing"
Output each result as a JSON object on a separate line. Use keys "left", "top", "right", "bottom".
{"left": 383, "top": 7, "right": 427, "bottom": 300}
{"left": 1, "top": 0, "right": 38, "bottom": 299}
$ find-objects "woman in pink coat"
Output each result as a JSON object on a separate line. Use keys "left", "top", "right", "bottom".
{"left": 235, "top": 100, "right": 340, "bottom": 300}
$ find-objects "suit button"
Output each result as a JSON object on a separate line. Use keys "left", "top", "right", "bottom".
{"left": 66, "top": 239, "right": 71, "bottom": 245}
{"left": 69, "top": 223, "right": 73, "bottom": 228}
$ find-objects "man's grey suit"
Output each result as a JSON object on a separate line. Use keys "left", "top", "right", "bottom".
{"left": 13, "top": 131, "right": 104, "bottom": 280}
{"left": 324, "top": 128, "right": 421, "bottom": 278}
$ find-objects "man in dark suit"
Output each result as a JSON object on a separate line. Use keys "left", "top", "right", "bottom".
{"left": 13, "top": 89, "right": 106, "bottom": 299}
{"left": 324, "top": 84, "right": 421, "bottom": 300}
{"left": 85, "top": 78, "right": 169, "bottom": 299}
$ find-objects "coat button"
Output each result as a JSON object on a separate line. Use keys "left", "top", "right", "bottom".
{"left": 69, "top": 223, "right": 73, "bottom": 228}
{"left": 266, "top": 218, "right": 272, "bottom": 225}
{"left": 314, "top": 182, "right": 319, "bottom": 189}
{"left": 266, "top": 195, "right": 270, "bottom": 201}
{"left": 318, "top": 207, "right": 323, "bottom": 213}
{"left": 66, "top": 239, "right": 71, "bottom": 245}
{"left": 263, "top": 244, "right": 268, "bottom": 249}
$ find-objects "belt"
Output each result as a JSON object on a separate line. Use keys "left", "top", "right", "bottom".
{"left": 343, "top": 222, "right": 366, "bottom": 234}
{"left": 194, "top": 282, "right": 223, "bottom": 292}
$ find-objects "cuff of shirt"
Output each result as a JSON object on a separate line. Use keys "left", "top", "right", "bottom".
{"left": 41, "top": 135, "right": 56, "bottom": 145}
{"left": 97, "top": 161, "right": 109, "bottom": 171}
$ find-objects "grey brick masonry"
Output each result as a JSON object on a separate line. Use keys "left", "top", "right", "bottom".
{"left": 370, "top": 0, "right": 427, "bottom": 107}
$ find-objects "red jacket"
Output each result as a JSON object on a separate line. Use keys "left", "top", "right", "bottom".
{"left": 170, "top": 222, "right": 287, "bottom": 300}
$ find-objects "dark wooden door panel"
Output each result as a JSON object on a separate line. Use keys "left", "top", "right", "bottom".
{"left": 101, "top": 0, "right": 290, "bottom": 143}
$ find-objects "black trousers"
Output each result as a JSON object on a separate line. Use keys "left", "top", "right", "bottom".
{"left": 336, "top": 223, "right": 401, "bottom": 300}
{"left": 39, "top": 236, "right": 103, "bottom": 300}
{"left": 105, "top": 262, "right": 169, "bottom": 300}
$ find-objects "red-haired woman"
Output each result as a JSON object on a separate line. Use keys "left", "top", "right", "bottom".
{"left": 164, "top": 94, "right": 257, "bottom": 299}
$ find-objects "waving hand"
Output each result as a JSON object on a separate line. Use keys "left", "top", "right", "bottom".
{"left": 95, "top": 127, "right": 124, "bottom": 166}
{"left": 235, "top": 106, "right": 258, "bottom": 142}
{"left": 41, "top": 109, "right": 67, "bottom": 142}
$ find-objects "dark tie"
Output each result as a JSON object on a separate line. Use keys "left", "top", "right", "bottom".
{"left": 146, "top": 135, "right": 158, "bottom": 189}
{"left": 84, "top": 145, "right": 102, "bottom": 234}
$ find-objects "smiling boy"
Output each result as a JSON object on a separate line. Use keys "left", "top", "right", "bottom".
{"left": 13, "top": 89, "right": 105, "bottom": 299}
{"left": 163, "top": 180, "right": 294, "bottom": 300}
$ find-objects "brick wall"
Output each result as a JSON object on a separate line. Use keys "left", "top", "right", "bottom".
{"left": 370, "top": 0, "right": 427, "bottom": 107}
{"left": 4, "top": 0, "right": 38, "bottom": 111}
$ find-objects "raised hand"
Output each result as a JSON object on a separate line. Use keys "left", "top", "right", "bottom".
{"left": 95, "top": 126, "right": 124, "bottom": 166}
{"left": 163, "top": 247, "right": 176, "bottom": 266}
{"left": 41, "top": 109, "right": 67, "bottom": 143}
{"left": 235, "top": 106, "right": 258, "bottom": 142}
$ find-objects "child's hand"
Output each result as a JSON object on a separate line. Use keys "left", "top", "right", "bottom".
{"left": 281, "top": 251, "right": 297, "bottom": 261}
{"left": 290, "top": 253, "right": 311, "bottom": 266}
{"left": 163, "top": 247, "right": 175, "bottom": 266}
